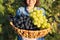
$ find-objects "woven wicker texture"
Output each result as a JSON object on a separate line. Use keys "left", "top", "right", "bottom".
{"left": 10, "top": 22, "right": 51, "bottom": 38}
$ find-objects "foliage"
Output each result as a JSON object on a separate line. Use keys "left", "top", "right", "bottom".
{"left": 0, "top": 0, "right": 60, "bottom": 40}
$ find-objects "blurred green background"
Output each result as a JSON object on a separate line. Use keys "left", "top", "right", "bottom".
{"left": 0, "top": 0, "right": 60, "bottom": 40}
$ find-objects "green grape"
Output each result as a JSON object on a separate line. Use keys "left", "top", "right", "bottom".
{"left": 34, "top": 22, "right": 38, "bottom": 25}
{"left": 29, "top": 9, "right": 50, "bottom": 29}
{"left": 32, "top": 12, "right": 36, "bottom": 15}
{"left": 33, "top": 15, "right": 37, "bottom": 18}
{"left": 46, "top": 23, "right": 50, "bottom": 28}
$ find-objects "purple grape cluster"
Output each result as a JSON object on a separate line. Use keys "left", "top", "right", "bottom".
{"left": 8, "top": 14, "right": 40, "bottom": 30}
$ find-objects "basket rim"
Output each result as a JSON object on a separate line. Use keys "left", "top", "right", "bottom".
{"left": 10, "top": 21, "right": 51, "bottom": 31}
{"left": 10, "top": 21, "right": 52, "bottom": 38}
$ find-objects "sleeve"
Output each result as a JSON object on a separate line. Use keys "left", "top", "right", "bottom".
{"left": 40, "top": 8, "right": 46, "bottom": 16}
{"left": 16, "top": 7, "right": 24, "bottom": 17}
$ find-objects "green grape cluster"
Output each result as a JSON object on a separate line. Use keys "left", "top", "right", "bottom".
{"left": 30, "top": 9, "right": 50, "bottom": 29}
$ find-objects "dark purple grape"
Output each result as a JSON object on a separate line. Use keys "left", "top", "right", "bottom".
{"left": 18, "top": 21, "right": 21, "bottom": 24}
{"left": 8, "top": 14, "right": 14, "bottom": 22}
{"left": 15, "top": 23, "right": 19, "bottom": 27}
{"left": 29, "top": 25, "right": 33, "bottom": 30}
{"left": 13, "top": 17, "right": 17, "bottom": 21}
{"left": 25, "top": 25, "right": 29, "bottom": 30}
{"left": 23, "top": 16, "right": 27, "bottom": 19}
{"left": 10, "top": 13, "right": 40, "bottom": 30}
{"left": 21, "top": 24, "right": 25, "bottom": 29}
{"left": 20, "top": 17, "right": 23, "bottom": 20}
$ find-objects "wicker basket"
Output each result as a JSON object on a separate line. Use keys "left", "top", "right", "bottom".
{"left": 10, "top": 22, "right": 51, "bottom": 38}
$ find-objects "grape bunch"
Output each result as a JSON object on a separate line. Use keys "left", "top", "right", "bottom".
{"left": 30, "top": 9, "right": 50, "bottom": 29}
{"left": 7, "top": 14, "right": 14, "bottom": 22}
{"left": 8, "top": 14, "right": 39, "bottom": 30}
